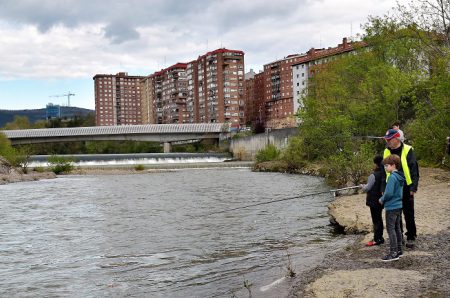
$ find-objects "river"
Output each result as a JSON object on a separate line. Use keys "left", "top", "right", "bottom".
{"left": 0, "top": 168, "right": 350, "bottom": 297}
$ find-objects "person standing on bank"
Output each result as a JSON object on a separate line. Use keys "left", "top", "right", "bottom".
{"left": 360, "top": 155, "right": 385, "bottom": 246}
{"left": 379, "top": 154, "right": 405, "bottom": 261}
{"left": 392, "top": 121, "right": 405, "bottom": 143}
{"left": 383, "top": 129, "right": 420, "bottom": 248}
{"left": 447, "top": 137, "right": 450, "bottom": 155}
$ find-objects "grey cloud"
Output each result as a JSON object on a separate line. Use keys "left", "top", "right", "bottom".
{"left": 104, "top": 22, "right": 140, "bottom": 44}
{"left": 0, "top": 0, "right": 309, "bottom": 42}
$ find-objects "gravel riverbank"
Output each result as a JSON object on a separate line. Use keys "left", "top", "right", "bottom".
{"left": 289, "top": 167, "right": 450, "bottom": 297}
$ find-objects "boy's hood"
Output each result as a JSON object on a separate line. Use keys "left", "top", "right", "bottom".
{"left": 392, "top": 170, "right": 406, "bottom": 182}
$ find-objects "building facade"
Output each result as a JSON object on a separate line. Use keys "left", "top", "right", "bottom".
{"left": 46, "top": 103, "right": 61, "bottom": 119}
{"left": 262, "top": 54, "right": 307, "bottom": 128}
{"left": 94, "top": 72, "right": 145, "bottom": 126}
{"left": 243, "top": 37, "right": 361, "bottom": 129}
{"left": 160, "top": 63, "right": 188, "bottom": 123}
{"left": 292, "top": 38, "right": 358, "bottom": 113}
{"left": 140, "top": 48, "right": 245, "bottom": 128}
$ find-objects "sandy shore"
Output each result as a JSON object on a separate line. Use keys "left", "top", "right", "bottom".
{"left": 0, "top": 170, "right": 56, "bottom": 185}
{"left": 289, "top": 167, "right": 450, "bottom": 297}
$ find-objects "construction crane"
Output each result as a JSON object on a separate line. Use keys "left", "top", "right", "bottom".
{"left": 49, "top": 92, "right": 75, "bottom": 107}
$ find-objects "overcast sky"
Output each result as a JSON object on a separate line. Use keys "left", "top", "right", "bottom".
{"left": 0, "top": 0, "right": 402, "bottom": 110}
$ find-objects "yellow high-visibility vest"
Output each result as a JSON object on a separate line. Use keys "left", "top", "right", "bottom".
{"left": 384, "top": 144, "right": 413, "bottom": 185}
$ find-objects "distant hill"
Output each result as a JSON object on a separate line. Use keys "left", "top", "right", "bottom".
{"left": 0, "top": 107, "right": 94, "bottom": 128}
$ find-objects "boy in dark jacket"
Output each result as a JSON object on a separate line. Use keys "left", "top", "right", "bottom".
{"left": 379, "top": 154, "right": 405, "bottom": 262}
{"left": 360, "top": 155, "right": 385, "bottom": 246}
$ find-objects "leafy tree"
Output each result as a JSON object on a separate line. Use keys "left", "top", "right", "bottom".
{"left": 3, "top": 115, "right": 32, "bottom": 130}
{"left": 291, "top": 7, "right": 449, "bottom": 169}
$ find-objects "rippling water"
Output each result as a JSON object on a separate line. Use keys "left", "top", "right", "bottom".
{"left": 0, "top": 169, "right": 349, "bottom": 297}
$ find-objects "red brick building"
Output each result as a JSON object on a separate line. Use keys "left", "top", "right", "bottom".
{"left": 93, "top": 72, "right": 145, "bottom": 126}
{"left": 262, "top": 54, "right": 306, "bottom": 128}
{"left": 244, "top": 70, "right": 266, "bottom": 130}
{"left": 141, "top": 48, "right": 245, "bottom": 127}
{"left": 244, "top": 37, "right": 362, "bottom": 129}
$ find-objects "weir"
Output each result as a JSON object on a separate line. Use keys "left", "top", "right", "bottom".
{"left": 28, "top": 153, "right": 237, "bottom": 168}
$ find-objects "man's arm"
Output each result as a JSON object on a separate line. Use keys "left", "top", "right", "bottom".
{"left": 407, "top": 149, "right": 419, "bottom": 193}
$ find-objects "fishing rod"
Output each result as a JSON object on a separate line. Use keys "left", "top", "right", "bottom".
{"left": 206, "top": 186, "right": 360, "bottom": 216}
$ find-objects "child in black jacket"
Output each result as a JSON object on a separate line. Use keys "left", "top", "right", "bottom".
{"left": 360, "top": 155, "right": 385, "bottom": 246}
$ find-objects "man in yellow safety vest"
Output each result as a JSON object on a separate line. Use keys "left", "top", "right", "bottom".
{"left": 383, "top": 129, "right": 420, "bottom": 248}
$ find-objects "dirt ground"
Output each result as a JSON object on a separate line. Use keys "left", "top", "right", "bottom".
{"left": 0, "top": 170, "right": 56, "bottom": 185}
{"left": 289, "top": 167, "right": 450, "bottom": 298}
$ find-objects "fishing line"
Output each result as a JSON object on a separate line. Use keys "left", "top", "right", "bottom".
{"left": 206, "top": 186, "right": 360, "bottom": 216}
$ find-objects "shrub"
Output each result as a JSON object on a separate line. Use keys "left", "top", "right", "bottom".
{"left": 134, "top": 164, "right": 145, "bottom": 171}
{"left": 47, "top": 155, "right": 75, "bottom": 174}
{"left": 33, "top": 166, "right": 46, "bottom": 173}
{"left": 323, "top": 143, "right": 374, "bottom": 187}
{"left": 255, "top": 143, "right": 280, "bottom": 163}
{"left": 281, "top": 136, "right": 306, "bottom": 171}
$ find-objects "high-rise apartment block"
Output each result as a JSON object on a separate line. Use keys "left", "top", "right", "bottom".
{"left": 139, "top": 48, "right": 245, "bottom": 128}
{"left": 94, "top": 39, "right": 359, "bottom": 129}
{"left": 244, "top": 37, "right": 361, "bottom": 129}
{"left": 292, "top": 38, "right": 357, "bottom": 112}
{"left": 263, "top": 54, "right": 306, "bottom": 128}
{"left": 243, "top": 70, "right": 266, "bottom": 130}
{"left": 93, "top": 72, "right": 145, "bottom": 126}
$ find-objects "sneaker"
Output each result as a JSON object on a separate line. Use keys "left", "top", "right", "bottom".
{"left": 406, "top": 240, "right": 415, "bottom": 248}
{"left": 375, "top": 239, "right": 385, "bottom": 245}
{"left": 366, "top": 241, "right": 376, "bottom": 247}
{"left": 396, "top": 251, "right": 404, "bottom": 258}
{"left": 382, "top": 254, "right": 399, "bottom": 262}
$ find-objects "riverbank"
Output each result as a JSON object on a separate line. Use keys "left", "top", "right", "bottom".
{"left": 0, "top": 160, "right": 253, "bottom": 184}
{"left": 289, "top": 167, "right": 450, "bottom": 297}
{"left": 0, "top": 169, "right": 56, "bottom": 185}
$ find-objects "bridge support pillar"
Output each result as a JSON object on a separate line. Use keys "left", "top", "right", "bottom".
{"left": 163, "top": 142, "right": 172, "bottom": 153}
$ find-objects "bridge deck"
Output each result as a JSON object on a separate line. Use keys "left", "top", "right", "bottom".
{"left": 2, "top": 123, "right": 228, "bottom": 139}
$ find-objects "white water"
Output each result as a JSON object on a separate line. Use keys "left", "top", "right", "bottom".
{"left": 28, "top": 156, "right": 229, "bottom": 167}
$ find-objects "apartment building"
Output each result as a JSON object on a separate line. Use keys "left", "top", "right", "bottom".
{"left": 185, "top": 60, "right": 199, "bottom": 123}
{"left": 292, "top": 37, "right": 359, "bottom": 113}
{"left": 244, "top": 70, "right": 266, "bottom": 129}
{"left": 247, "top": 37, "right": 361, "bottom": 129}
{"left": 262, "top": 54, "right": 306, "bottom": 128}
{"left": 93, "top": 72, "right": 145, "bottom": 126}
{"left": 140, "top": 48, "right": 245, "bottom": 127}
{"left": 160, "top": 63, "right": 188, "bottom": 123}
{"left": 195, "top": 49, "right": 245, "bottom": 127}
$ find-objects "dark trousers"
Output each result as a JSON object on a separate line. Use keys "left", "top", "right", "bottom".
{"left": 386, "top": 208, "right": 402, "bottom": 255}
{"left": 401, "top": 184, "right": 417, "bottom": 240}
{"left": 369, "top": 205, "right": 384, "bottom": 242}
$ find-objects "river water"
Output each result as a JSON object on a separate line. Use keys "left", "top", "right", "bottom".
{"left": 0, "top": 168, "right": 350, "bottom": 297}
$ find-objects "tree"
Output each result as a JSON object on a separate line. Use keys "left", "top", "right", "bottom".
{"left": 291, "top": 8, "right": 449, "bottom": 167}
{"left": 3, "top": 115, "right": 31, "bottom": 130}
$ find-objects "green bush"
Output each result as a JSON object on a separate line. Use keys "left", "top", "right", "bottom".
{"left": 134, "top": 164, "right": 145, "bottom": 171}
{"left": 0, "top": 133, "right": 32, "bottom": 172}
{"left": 47, "top": 155, "right": 75, "bottom": 174}
{"left": 323, "top": 143, "right": 374, "bottom": 187}
{"left": 281, "top": 136, "right": 307, "bottom": 171}
{"left": 255, "top": 144, "right": 280, "bottom": 163}
{"left": 33, "top": 166, "right": 46, "bottom": 173}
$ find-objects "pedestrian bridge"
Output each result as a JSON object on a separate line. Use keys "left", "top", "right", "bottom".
{"left": 1, "top": 123, "right": 230, "bottom": 152}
